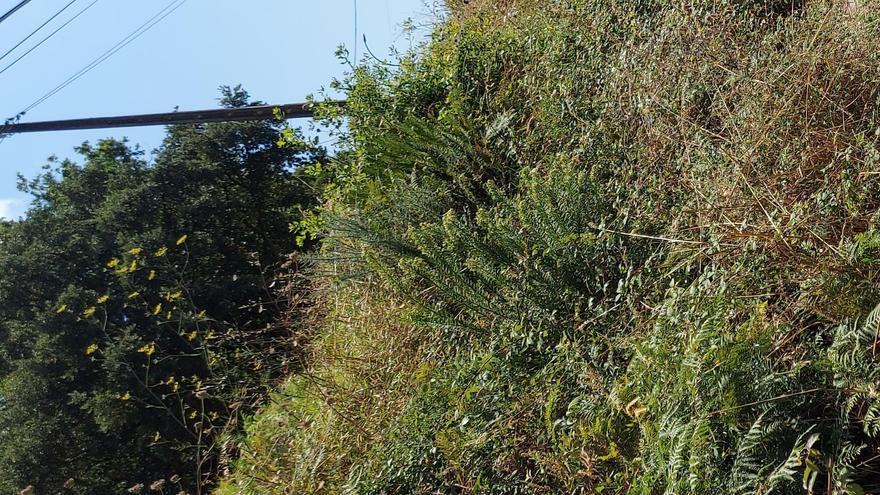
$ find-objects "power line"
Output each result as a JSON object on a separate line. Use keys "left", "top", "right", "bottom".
{"left": 0, "top": 0, "right": 33, "bottom": 26}
{"left": 0, "top": 0, "right": 79, "bottom": 65}
{"left": 0, "top": 0, "right": 187, "bottom": 140}
{"left": 20, "top": 0, "right": 188, "bottom": 116}
{"left": 0, "top": 0, "right": 100, "bottom": 78}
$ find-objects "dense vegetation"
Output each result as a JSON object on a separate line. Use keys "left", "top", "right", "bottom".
{"left": 4, "top": 1, "right": 880, "bottom": 494}
{"left": 216, "top": 0, "right": 880, "bottom": 494}
{"left": 0, "top": 87, "right": 324, "bottom": 494}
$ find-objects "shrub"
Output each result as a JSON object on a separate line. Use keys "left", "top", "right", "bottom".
{"left": 223, "top": 1, "right": 880, "bottom": 493}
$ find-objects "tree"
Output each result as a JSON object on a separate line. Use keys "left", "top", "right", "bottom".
{"left": 0, "top": 87, "right": 323, "bottom": 494}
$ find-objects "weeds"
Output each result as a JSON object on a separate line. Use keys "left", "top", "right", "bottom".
{"left": 223, "top": 1, "right": 880, "bottom": 493}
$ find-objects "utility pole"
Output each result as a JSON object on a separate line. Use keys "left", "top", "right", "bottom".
{"left": 0, "top": 102, "right": 343, "bottom": 135}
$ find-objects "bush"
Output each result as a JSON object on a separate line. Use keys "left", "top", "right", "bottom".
{"left": 222, "top": 1, "right": 880, "bottom": 494}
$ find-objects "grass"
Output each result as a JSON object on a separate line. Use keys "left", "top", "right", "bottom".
{"left": 216, "top": 276, "right": 424, "bottom": 495}
{"left": 220, "top": 1, "right": 880, "bottom": 493}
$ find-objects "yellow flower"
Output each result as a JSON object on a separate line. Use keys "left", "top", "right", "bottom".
{"left": 128, "top": 259, "right": 138, "bottom": 273}
{"left": 187, "top": 330, "right": 197, "bottom": 342}
{"left": 119, "top": 391, "right": 131, "bottom": 401}
{"left": 165, "top": 290, "right": 183, "bottom": 302}
{"left": 165, "top": 376, "right": 179, "bottom": 392}
{"left": 127, "top": 291, "right": 140, "bottom": 300}
{"left": 96, "top": 294, "right": 109, "bottom": 304}
{"left": 137, "top": 342, "right": 156, "bottom": 357}
{"left": 189, "top": 410, "right": 198, "bottom": 419}
{"left": 82, "top": 307, "right": 97, "bottom": 318}
{"left": 154, "top": 246, "right": 168, "bottom": 257}
{"left": 196, "top": 309, "right": 207, "bottom": 319}
{"left": 56, "top": 304, "right": 68, "bottom": 314}
{"left": 148, "top": 270, "right": 156, "bottom": 281}
{"left": 85, "top": 343, "right": 99, "bottom": 355}
{"left": 152, "top": 303, "right": 162, "bottom": 316}
{"left": 128, "top": 247, "right": 143, "bottom": 256}
{"left": 176, "top": 234, "right": 188, "bottom": 245}
{"left": 106, "top": 258, "right": 119, "bottom": 268}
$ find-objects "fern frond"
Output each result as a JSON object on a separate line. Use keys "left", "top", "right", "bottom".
{"left": 765, "top": 431, "right": 817, "bottom": 494}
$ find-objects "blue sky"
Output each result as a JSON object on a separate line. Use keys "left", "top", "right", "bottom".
{"left": 0, "top": 0, "right": 431, "bottom": 219}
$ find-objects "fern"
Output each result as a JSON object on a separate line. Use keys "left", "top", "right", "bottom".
{"left": 830, "top": 302, "right": 880, "bottom": 437}
{"left": 763, "top": 431, "right": 818, "bottom": 494}
{"left": 733, "top": 413, "right": 781, "bottom": 494}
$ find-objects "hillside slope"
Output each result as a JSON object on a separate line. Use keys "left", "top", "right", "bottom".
{"left": 220, "top": 1, "right": 880, "bottom": 493}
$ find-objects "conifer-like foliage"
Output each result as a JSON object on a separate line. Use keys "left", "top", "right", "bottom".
{"left": 0, "top": 87, "right": 323, "bottom": 494}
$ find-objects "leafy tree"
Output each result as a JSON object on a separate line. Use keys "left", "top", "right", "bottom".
{"left": 0, "top": 87, "right": 323, "bottom": 494}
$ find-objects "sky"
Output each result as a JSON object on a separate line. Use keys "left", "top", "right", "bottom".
{"left": 0, "top": 0, "right": 434, "bottom": 220}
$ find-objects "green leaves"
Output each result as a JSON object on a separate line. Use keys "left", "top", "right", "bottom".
{"left": 0, "top": 88, "right": 323, "bottom": 494}
{"left": 223, "top": 0, "right": 880, "bottom": 493}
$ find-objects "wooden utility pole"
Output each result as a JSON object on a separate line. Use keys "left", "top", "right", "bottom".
{"left": 0, "top": 102, "right": 343, "bottom": 135}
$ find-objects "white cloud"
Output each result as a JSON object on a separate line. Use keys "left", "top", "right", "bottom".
{"left": 0, "top": 198, "right": 21, "bottom": 220}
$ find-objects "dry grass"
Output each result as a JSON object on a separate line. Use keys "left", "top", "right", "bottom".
{"left": 223, "top": 1, "right": 880, "bottom": 493}
{"left": 216, "top": 273, "right": 425, "bottom": 495}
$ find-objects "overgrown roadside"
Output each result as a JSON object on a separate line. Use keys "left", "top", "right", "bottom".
{"left": 221, "top": 1, "right": 880, "bottom": 493}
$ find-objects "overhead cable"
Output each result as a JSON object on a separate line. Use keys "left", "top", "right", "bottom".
{"left": 0, "top": 0, "right": 34, "bottom": 27}
{"left": 0, "top": 0, "right": 187, "bottom": 140}
{"left": 23, "top": 0, "right": 188, "bottom": 116}
{"left": 0, "top": 0, "right": 100, "bottom": 77}
{"left": 0, "top": 0, "right": 79, "bottom": 65}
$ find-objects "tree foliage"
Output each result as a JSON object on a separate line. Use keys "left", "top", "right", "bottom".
{"left": 0, "top": 87, "right": 323, "bottom": 494}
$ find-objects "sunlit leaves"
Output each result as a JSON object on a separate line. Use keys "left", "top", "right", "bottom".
{"left": 137, "top": 342, "right": 156, "bottom": 357}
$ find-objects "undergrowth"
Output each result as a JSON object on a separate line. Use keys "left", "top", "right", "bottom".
{"left": 220, "top": 0, "right": 880, "bottom": 493}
